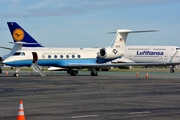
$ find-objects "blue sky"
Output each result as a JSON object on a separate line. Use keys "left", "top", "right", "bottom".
{"left": 0, "top": 0, "right": 180, "bottom": 56}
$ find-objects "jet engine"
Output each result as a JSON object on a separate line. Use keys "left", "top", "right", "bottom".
{"left": 99, "top": 48, "right": 124, "bottom": 59}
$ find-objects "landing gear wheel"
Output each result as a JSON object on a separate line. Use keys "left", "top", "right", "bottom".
{"left": 13, "top": 73, "right": 19, "bottom": 77}
{"left": 170, "top": 69, "right": 175, "bottom": 73}
{"left": 67, "top": 70, "right": 70, "bottom": 74}
{"left": 91, "top": 71, "right": 98, "bottom": 76}
{"left": 70, "top": 70, "right": 78, "bottom": 76}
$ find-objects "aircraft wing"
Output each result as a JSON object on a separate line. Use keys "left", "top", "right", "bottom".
{"left": 66, "top": 62, "right": 180, "bottom": 68}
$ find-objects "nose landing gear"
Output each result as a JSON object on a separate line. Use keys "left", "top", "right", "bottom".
{"left": 13, "top": 67, "right": 20, "bottom": 77}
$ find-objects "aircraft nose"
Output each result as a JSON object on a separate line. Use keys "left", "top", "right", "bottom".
{"left": 3, "top": 58, "right": 14, "bottom": 65}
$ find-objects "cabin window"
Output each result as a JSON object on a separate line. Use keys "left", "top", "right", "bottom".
{"left": 54, "top": 55, "right": 57, "bottom": 58}
{"left": 13, "top": 52, "right": 21, "bottom": 56}
{"left": 42, "top": 55, "right": 45, "bottom": 59}
{"left": 72, "top": 55, "right": 75, "bottom": 58}
{"left": 66, "top": 55, "right": 69, "bottom": 58}
{"left": 48, "top": 55, "right": 51, "bottom": 59}
{"left": 60, "top": 55, "right": 63, "bottom": 58}
{"left": 20, "top": 52, "right": 25, "bottom": 56}
{"left": 77, "top": 55, "right": 81, "bottom": 58}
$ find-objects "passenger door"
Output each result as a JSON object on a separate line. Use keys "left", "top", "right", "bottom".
{"left": 32, "top": 52, "right": 38, "bottom": 63}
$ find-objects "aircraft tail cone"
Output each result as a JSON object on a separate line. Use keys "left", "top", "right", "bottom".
{"left": 146, "top": 73, "right": 149, "bottom": 78}
{"left": 6, "top": 71, "right": 8, "bottom": 76}
{"left": 136, "top": 72, "right": 139, "bottom": 76}
{"left": 17, "top": 100, "right": 25, "bottom": 120}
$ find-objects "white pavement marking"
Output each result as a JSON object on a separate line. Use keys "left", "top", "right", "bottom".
{"left": 129, "top": 111, "right": 151, "bottom": 115}
{"left": 71, "top": 114, "right": 99, "bottom": 119}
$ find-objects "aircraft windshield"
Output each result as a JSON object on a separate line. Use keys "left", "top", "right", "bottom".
{"left": 13, "top": 52, "right": 25, "bottom": 56}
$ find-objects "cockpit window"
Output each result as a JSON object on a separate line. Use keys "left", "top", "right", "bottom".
{"left": 13, "top": 52, "right": 21, "bottom": 56}
{"left": 13, "top": 52, "right": 25, "bottom": 56}
{"left": 20, "top": 52, "right": 25, "bottom": 56}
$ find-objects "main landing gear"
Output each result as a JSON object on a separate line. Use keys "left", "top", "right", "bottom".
{"left": 170, "top": 68, "right": 175, "bottom": 73}
{"left": 170, "top": 65, "right": 175, "bottom": 73}
{"left": 67, "top": 69, "right": 78, "bottom": 76}
{"left": 91, "top": 67, "right": 98, "bottom": 76}
{"left": 67, "top": 68, "right": 98, "bottom": 76}
{"left": 70, "top": 70, "right": 78, "bottom": 76}
{"left": 13, "top": 67, "right": 20, "bottom": 77}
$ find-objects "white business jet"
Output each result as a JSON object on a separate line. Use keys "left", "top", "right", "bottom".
{"left": 3, "top": 23, "right": 180, "bottom": 76}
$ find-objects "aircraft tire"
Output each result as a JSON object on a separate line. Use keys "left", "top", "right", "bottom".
{"left": 70, "top": 70, "right": 78, "bottom": 76}
{"left": 13, "top": 73, "right": 19, "bottom": 77}
{"left": 91, "top": 71, "right": 98, "bottom": 76}
{"left": 170, "top": 69, "right": 175, "bottom": 73}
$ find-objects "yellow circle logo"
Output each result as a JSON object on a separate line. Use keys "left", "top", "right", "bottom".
{"left": 13, "top": 28, "right": 24, "bottom": 41}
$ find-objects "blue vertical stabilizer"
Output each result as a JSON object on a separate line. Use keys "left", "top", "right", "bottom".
{"left": 7, "top": 22, "right": 43, "bottom": 47}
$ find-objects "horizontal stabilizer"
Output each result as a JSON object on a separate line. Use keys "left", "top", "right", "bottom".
{"left": 0, "top": 46, "right": 12, "bottom": 50}
{"left": 9, "top": 42, "right": 42, "bottom": 45}
{"left": 108, "top": 30, "right": 159, "bottom": 34}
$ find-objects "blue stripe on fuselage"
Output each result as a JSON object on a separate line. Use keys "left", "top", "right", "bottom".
{"left": 4, "top": 58, "right": 97, "bottom": 67}
{"left": 4, "top": 58, "right": 118, "bottom": 67}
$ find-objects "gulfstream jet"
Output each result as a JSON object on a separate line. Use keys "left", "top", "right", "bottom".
{"left": 3, "top": 22, "right": 180, "bottom": 76}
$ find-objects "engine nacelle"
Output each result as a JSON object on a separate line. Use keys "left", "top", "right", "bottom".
{"left": 99, "top": 48, "right": 124, "bottom": 59}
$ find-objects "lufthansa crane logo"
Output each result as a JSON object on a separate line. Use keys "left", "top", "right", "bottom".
{"left": 13, "top": 28, "right": 24, "bottom": 41}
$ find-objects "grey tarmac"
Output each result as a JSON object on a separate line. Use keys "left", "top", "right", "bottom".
{"left": 0, "top": 71, "right": 180, "bottom": 120}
